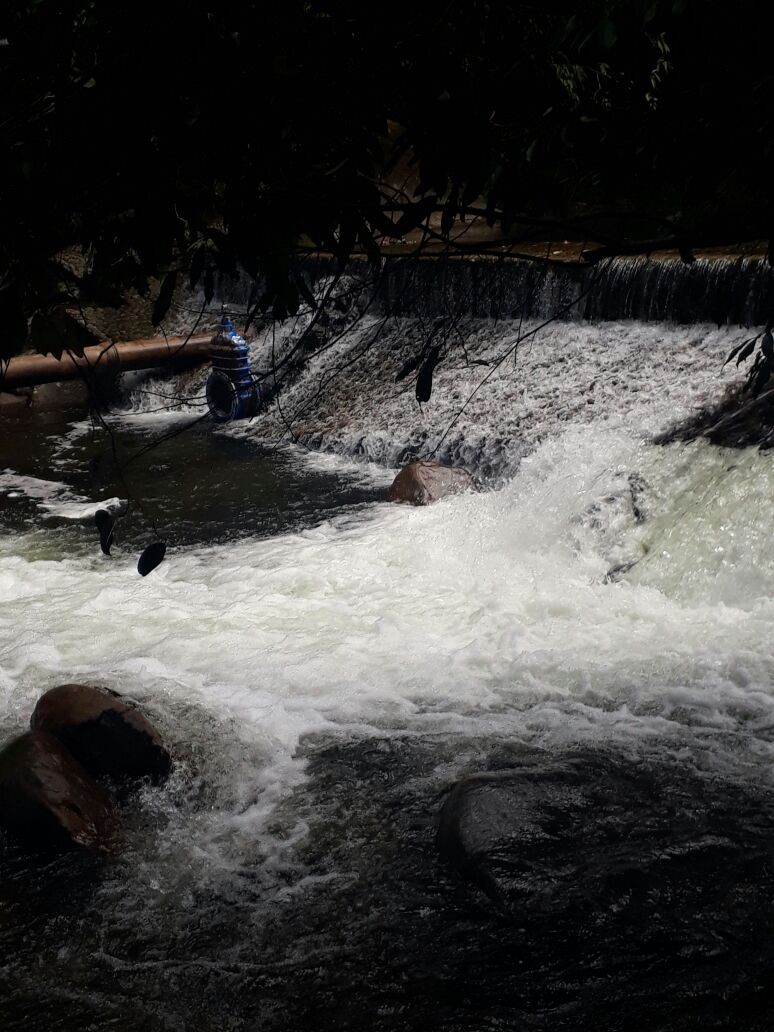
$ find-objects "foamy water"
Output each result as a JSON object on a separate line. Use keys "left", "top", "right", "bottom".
{"left": 3, "top": 427, "right": 774, "bottom": 867}
{"left": 234, "top": 315, "right": 747, "bottom": 476}
{"left": 3, "top": 292, "right": 774, "bottom": 1028}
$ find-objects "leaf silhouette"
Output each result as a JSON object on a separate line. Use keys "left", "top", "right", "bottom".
{"left": 152, "top": 271, "right": 178, "bottom": 326}
{"left": 752, "top": 359, "right": 772, "bottom": 397}
{"left": 204, "top": 267, "right": 215, "bottom": 306}
{"left": 138, "top": 541, "right": 167, "bottom": 577}
{"left": 723, "top": 337, "right": 755, "bottom": 366}
{"left": 416, "top": 345, "right": 443, "bottom": 403}
{"left": 736, "top": 338, "right": 757, "bottom": 366}
{"left": 189, "top": 246, "right": 206, "bottom": 290}
{"left": 94, "top": 509, "right": 114, "bottom": 556}
{"left": 396, "top": 353, "right": 422, "bottom": 382}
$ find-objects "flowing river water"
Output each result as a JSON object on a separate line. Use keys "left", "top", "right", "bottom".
{"left": 2, "top": 259, "right": 774, "bottom": 1030}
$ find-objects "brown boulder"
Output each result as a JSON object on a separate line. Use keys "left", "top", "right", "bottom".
{"left": 31, "top": 684, "right": 171, "bottom": 786}
{"left": 387, "top": 460, "right": 477, "bottom": 505}
{"left": 0, "top": 731, "right": 116, "bottom": 851}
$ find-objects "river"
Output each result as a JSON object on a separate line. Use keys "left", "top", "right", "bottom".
{"left": 2, "top": 260, "right": 774, "bottom": 1030}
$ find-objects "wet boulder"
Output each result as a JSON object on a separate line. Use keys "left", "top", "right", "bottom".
{"left": 387, "top": 460, "right": 477, "bottom": 505}
{"left": 0, "top": 731, "right": 116, "bottom": 851}
{"left": 31, "top": 684, "right": 171, "bottom": 786}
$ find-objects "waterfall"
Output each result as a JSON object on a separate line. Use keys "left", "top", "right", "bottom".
{"left": 374, "top": 254, "right": 774, "bottom": 325}
{"left": 203, "top": 256, "right": 764, "bottom": 479}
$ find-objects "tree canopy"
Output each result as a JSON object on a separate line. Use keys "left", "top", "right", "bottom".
{"left": 1, "top": 0, "right": 771, "bottom": 361}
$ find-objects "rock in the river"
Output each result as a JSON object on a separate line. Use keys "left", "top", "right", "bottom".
{"left": 0, "top": 731, "right": 116, "bottom": 851}
{"left": 31, "top": 684, "right": 171, "bottom": 785}
{"left": 387, "top": 460, "right": 477, "bottom": 505}
{"left": 437, "top": 772, "right": 525, "bottom": 910}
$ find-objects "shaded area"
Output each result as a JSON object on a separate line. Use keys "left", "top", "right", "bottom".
{"left": 656, "top": 385, "right": 774, "bottom": 450}
{"left": 0, "top": 403, "right": 387, "bottom": 556}
{"left": 4, "top": 736, "right": 774, "bottom": 1031}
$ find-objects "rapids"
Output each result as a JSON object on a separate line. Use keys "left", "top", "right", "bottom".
{"left": 2, "top": 262, "right": 774, "bottom": 1029}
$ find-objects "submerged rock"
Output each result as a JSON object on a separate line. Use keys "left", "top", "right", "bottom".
{"left": 0, "top": 731, "right": 116, "bottom": 851}
{"left": 31, "top": 684, "right": 171, "bottom": 786}
{"left": 387, "top": 460, "right": 477, "bottom": 505}
{"left": 437, "top": 771, "right": 526, "bottom": 910}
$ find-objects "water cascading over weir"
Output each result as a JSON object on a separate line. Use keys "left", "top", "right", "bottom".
{"left": 196, "top": 253, "right": 772, "bottom": 479}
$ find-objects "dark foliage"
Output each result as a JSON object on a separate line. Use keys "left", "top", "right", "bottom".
{"left": 1, "top": 1, "right": 772, "bottom": 360}
{"left": 725, "top": 325, "right": 774, "bottom": 397}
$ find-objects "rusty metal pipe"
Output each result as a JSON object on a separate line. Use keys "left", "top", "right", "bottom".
{"left": 0, "top": 335, "right": 213, "bottom": 390}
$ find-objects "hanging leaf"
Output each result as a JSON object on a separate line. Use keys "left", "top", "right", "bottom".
{"left": 189, "top": 246, "right": 206, "bottom": 290}
{"left": 204, "top": 266, "right": 215, "bottom": 306}
{"left": 395, "top": 352, "right": 422, "bottom": 382}
{"left": 596, "top": 17, "right": 618, "bottom": 49}
{"left": 0, "top": 286, "right": 28, "bottom": 361}
{"left": 736, "top": 338, "right": 757, "bottom": 366}
{"left": 441, "top": 200, "right": 457, "bottom": 237}
{"left": 723, "top": 337, "right": 755, "bottom": 367}
{"left": 357, "top": 222, "right": 382, "bottom": 266}
{"left": 392, "top": 197, "right": 437, "bottom": 238}
{"left": 762, "top": 331, "right": 774, "bottom": 360}
{"left": 416, "top": 345, "right": 443, "bottom": 404}
{"left": 293, "top": 270, "right": 318, "bottom": 311}
{"left": 274, "top": 282, "right": 299, "bottom": 319}
{"left": 752, "top": 359, "right": 772, "bottom": 397}
{"left": 137, "top": 541, "right": 167, "bottom": 577}
{"left": 152, "top": 271, "right": 178, "bottom": 326}
{"left": 29, "top": 307, "right": 100, "bottom": 360}
{"left": 94, "top": 509, "right": 114, "bottom": 556}
{"left": 336, "top": 218, "right": 357, "bottom": 267}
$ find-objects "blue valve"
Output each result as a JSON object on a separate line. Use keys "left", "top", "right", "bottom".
{"left": 205, "top": 311, "right": 260, "bottom": 421}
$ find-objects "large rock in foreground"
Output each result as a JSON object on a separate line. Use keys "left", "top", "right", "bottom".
{"left": 0, "top": 731, "right": 116, "bottom": 851}
{"left": 387, "top": 461, "right": 477, "bottom": 505}
{"left": 31, "top": 684, "right": 171, "bottom": 786}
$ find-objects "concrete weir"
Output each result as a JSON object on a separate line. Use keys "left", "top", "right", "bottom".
{"left": 0, "top": 334, "right": 212, "bottom": 391}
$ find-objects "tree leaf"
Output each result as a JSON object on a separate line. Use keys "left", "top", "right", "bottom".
{"left": 357, "top": 222, "right": 382, "bottom": 266}
{"left": 138, "top": 541, "right": 167, "bottom": 576}
{"left": 736, "top": 338, "right": 757, "bottom": 366}
{"left": 94, "top": 509, "right": 114, "bottom": 556}
{"left": 396, "top": 353, "right": 422, "bottom": 382}
{"left": 723, "top": 337, "right": 755, "bottom": 366}
{"left": 416, "top": 345, "right": 443, "bottom": 403}
{"left": 204, "top": 267, "right": 215, "bottom": 306}
{"left": 596, "top": 18, "right": 618, "bottom": 49}
{"left": 152, "top": 271, "right": 178, "bottom": 326}
{"left": 294, "top": 270, "right": 318, "bottom": 310}
{"left": 29, "top": 308, "right": 100, "bottom": 360}
{"left": 441, "top": 199, "right": 456, "bottom": 237}
{"left": 752, "top": 359, "right": 772, "bottom": 397}
{"left": 189, "top": 246, "right": 206, "bottom": 290}
{"left": 0, "top": 286, "right": 28, "bottom": 360}
{"left": 393, "top": 197, "right": 437, "bottom": 237}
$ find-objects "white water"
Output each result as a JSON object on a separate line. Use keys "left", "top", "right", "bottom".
{"left": 2, "top": 421, "right": 774, "bottom": 890}
{"left": 2, "top": 301, "right": 774, "bottom": 901}
{"left": 5, "top": 275, "right": 774, "bottom": 1029}
{"left": 231, "top": 314, "right": 748, "bottom": 475}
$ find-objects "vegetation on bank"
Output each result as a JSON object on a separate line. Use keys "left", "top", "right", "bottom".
{"left": 1, "top": 1, "right": 771, "bottom": 363}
